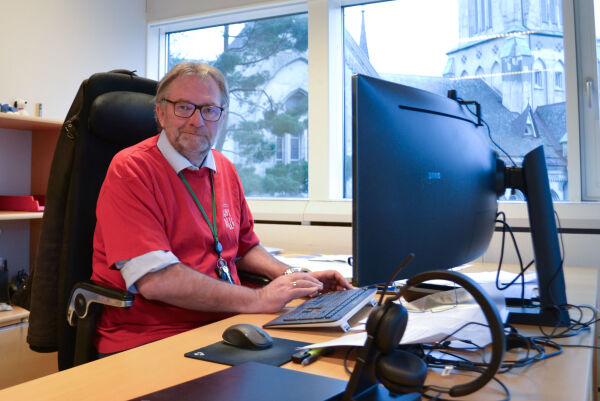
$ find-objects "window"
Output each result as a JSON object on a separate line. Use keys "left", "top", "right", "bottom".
{"left": 534, "top": 70, "right": 544, "bottom": 88}
{"left": 475, "top": 66, "right": 485, "bottom": 80}
{"left": 148, "top": 0, "right": 600, "bottom": 206}
{"left": 290, "top": 136, "right": 300, "bottom": 161}
{"left": 550, "top": 0, "right": 558, "bottom": 25}
{"left": 276, "top": 136, "right": 284, "bottom": 162}
{"left": 575, "top": 0, "right": 600, "bottom": 199}
{"left": 491, "top": 61, "right": 501, "bottom": 91}
{"left": 159, "top": 9, "right": 309, "bottom": 198}
{"left": 343, "top": 0, "right": 568, "bottom": 201}
{"left": 555, "top": 71, "right": 563, "bottom": 90}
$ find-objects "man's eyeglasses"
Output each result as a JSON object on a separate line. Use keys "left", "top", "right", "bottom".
{"left": 162, "top": 99, "right": 224, "bottom": 121}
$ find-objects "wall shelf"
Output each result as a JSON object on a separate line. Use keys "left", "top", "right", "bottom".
{"left": 0, "top": 113, "right": 63, "bottom": 131}
{"left": 0, "top": 211, "right": 44, "bottom": 221}
{"left": 0, "top": 113, "right": 62, "bottom": 262}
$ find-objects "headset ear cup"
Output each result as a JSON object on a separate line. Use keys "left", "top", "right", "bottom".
{"left": 374, "top": 303, "right": 408, "bottom": 354}
{"left": 366, "top": 305, "right": 387, "bottom": 336}
{"left": 376, "top": 350, "right": 427, "bottom": 395}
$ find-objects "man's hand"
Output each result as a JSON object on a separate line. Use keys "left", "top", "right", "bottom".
{"left": 255, "top": 273, "right": 324, "bottom": 313}
{"left": 254, "top": 270, "right": 353, "bottom": 313}
{"left": 307, "top": 270, "right": 354, "bottom": 292}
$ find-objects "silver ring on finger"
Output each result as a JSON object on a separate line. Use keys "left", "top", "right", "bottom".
{"left": 292, "top": 281, "right": 297, "bottom": 287}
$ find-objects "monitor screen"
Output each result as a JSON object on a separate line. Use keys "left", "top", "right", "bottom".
{"left": 352, "top": 74, "right": 498, "bottom": 286}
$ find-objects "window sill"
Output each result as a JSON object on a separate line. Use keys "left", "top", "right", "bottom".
{"left": 247, "top": 199, "right": 351, "bottom": 224}
{"left": 248, "top": 199, "right": 600, "bottom": 229}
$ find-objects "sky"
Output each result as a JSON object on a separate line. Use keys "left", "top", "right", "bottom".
{"left": 344, "top": 0, "right": 459, "bottom": 76}
{"left": 169, "top": 0, "right": 460, "bottom": 77}
{"left": 169, "top": 23, "right": 244, "bottom": 64}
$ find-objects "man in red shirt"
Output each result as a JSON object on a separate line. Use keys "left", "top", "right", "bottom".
{"left": 91, "top": 62, "right": 351, "bottom": 354}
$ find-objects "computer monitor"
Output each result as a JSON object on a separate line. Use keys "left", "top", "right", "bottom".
{"left": 352, "top": 74, "right": 497, "bottom": 284}
{"left": 352, "top": 74, "right": 569, "bottom": 326}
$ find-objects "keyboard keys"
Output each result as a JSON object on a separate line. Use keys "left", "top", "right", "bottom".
{"left": 265, "top": 287, "right": 377, "bottom": 330}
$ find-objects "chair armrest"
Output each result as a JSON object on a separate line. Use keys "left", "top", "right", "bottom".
{"left": 67, "top": 281, "right": 134, "bottom": 326}
{"left": 238, "top": 271, "right": 271, "bottom": 287}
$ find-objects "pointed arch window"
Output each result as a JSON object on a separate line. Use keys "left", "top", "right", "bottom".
{"left": 555, "top": 70, "right": 564, "bottom": 90}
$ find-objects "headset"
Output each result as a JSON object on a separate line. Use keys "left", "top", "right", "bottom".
{"left": 340, "top": 268, "right": 506, "bottom": 401}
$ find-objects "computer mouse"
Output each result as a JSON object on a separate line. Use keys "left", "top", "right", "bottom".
{"left": 222, "top": 323, "right": 273, "bottom": 350}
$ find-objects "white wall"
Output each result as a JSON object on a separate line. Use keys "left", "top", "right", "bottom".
{"left": 0, "top": 0, "right": 147, "bottom": 276}
{"left": 146, "top": 0, "right": 267, "bottom": 22}
{"left": 0, "top": 0, "right": 147, "bottom": 119}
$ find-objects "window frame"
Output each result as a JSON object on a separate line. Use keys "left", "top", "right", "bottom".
{"left": 569, "top": 0, "right": 600, "bottom": 200}
{"left": 146, "top": 0, "right": 600, "bottom": 226}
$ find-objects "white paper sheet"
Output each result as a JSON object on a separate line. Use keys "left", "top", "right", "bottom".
{"left": 275, "top": 255, "right": 353, "bottom": 278}
{"left": 301, "top": 284, "right": 509, "bottom": 350}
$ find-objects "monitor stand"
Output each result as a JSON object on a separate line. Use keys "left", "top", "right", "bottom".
{"left": 499, "top": 146, "right": 570, "bottom": 327}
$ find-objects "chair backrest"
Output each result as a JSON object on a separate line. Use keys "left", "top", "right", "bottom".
{"left": 27, "top": 71, "right": 158, "bottom": 370}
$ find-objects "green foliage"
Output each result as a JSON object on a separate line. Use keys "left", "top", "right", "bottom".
{"left": 263, "top": 161, "right": 308, "bottom": 196}
{"left": 231, "top": 120, "right": 276, "bottom": 163}
{"left": 170, "top": 13, "right": 309, "bottom": 197}
{"left": 213, "top": 52, "right": 242, "bottom": 75}
{"left": 209, "top": 14, "right": 309, "bottom": 155}
{"left": 236, "top": 161, "right": 309, "bottom": 197}
{"left": 264, "top": 112, "right": 304, "bottom": 136}
{"left": 230, "top": 14, "right": 308, "bottom": 63}
{"left": 236, "top": 166, "right": 263, "bottom": 195}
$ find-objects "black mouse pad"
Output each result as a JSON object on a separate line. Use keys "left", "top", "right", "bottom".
{"left": 184, "top": 337, "right": 310, "bottom": 366}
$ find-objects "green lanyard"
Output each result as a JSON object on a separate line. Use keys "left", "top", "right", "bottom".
{"left": 178, "top": 170, "right": 221, "bottom": 254}
{"left": 178, "top": 170, "right": 233, "bottom": 283}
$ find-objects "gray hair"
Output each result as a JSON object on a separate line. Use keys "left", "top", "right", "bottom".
{"left": 154, "top": 62, "right": 229, "bottom": 126}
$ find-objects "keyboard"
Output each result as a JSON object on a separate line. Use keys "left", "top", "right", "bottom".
{"left": 263, "top": 287, "right": 378, "bottom": 332}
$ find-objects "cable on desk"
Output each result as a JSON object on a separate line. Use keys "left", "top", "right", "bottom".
{"left": 493, "top": 209, "right": 572, "bottom": 319}
{"left": 526, "top": 210, "right": 566, "bottom": 312}
{"left": 420, "top": 364, "right": 511, "bottom": 401}
{"left": 494, "top": 212, "right": 533, "bottom": 306}
{"left": 419, "top": 321, "right": 513, "bottom": 400}
{"left": 536, "top": 302, "right": 599, "bottom": 339}
{"left": 343, "top": 346, "right": 359, "bottom": 375}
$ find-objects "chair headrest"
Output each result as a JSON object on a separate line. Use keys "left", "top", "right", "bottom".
{"left": 89, "top": 91, "right": 158, "bottom": 147}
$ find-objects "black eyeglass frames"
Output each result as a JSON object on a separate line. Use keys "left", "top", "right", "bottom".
{"left": 162, "top": 99, "right": 224, "bottom": 121}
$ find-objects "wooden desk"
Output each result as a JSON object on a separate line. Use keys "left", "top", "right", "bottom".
{"left": 0, "top": 265, "right": 597, "bottom": 401}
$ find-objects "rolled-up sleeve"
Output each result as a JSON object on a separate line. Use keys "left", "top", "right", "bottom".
{"left": 117, "top": 250, "right": 180, "bottom": 293}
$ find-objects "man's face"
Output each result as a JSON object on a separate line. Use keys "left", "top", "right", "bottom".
{"left": 156, "top": 74, "right": 225, "bottom": 165}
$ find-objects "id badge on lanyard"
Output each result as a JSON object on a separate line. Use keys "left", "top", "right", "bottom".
{"left": 179, "top": 170, "right": 234, "bottom": 284}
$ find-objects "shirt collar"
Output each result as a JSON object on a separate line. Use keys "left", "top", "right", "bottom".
{"left": 157, "top": 130, "right": 217, "bottom": 173}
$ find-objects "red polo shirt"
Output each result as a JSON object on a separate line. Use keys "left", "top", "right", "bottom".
{"left": 91, "top": 135, "right": 259, "bottom": 353}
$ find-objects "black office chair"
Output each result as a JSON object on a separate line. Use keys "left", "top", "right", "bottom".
{"left": 26, "top": 70, "right": 159, "bottom": 370}
{"left": 26, "top": 70, "right": 270, "bottom": 370}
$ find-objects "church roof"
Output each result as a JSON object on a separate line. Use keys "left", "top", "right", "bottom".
{"left": 500, "top": 37, "right": 532, "bottom": 58}
{"left": 359, "top": 10, "right": 370, "bottom": 60}
{"left": 377, "top": 74, "right": 566, "bottom": 168}
{"left": 345, "top": 27, "right": 377, "bottom": 76}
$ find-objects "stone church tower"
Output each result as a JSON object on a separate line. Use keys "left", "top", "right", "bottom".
{"left": 444, "top": 0, "right": 565, "bottom": 113}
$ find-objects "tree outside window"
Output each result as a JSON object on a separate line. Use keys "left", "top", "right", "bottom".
{"left": 167, "top": 13, "right": 309, "bottom": 198}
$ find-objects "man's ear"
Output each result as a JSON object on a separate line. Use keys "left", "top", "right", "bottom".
{"left": 155, "top": 103, "right": 166, "bottom": 128}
